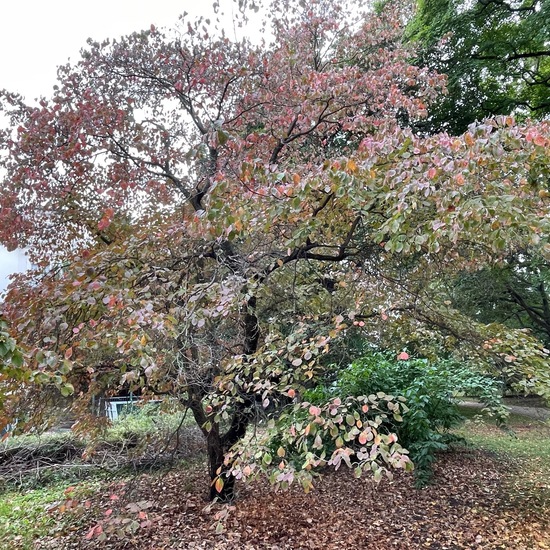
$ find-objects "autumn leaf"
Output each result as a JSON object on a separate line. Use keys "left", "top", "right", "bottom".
{"left": 214, "top": 477, "right": 224, "bottom": 493}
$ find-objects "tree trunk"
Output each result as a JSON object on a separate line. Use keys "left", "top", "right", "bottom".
{"left": 206, "top": 295, "right": 260, "bottom": 501}
{"left": 207, "top": 431, "right": 236, "bottom": 502}
{"left": 207, "top": 399, "right": 251, "bottom": 501}
{"left": 188, "top": 296, "right": 260, "bottom": 502}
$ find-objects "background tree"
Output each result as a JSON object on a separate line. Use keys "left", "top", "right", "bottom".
{"left": 408, "top": 0, "right": 550, "bottom": 360}
{"left": 450, "top": 252, "right": 550, "bottom": 345}
{"left": 408, "top": 0, "right": 550, "bottom": 134}
{"left": 0, "top": 0, "right": 549, "bottom": 500}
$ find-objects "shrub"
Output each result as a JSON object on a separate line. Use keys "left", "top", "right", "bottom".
{"left": 225, "top": 393, "right": 413, "bottom": 494}
{"left": 305, "top": 352, "right": 505, "bottom": 485}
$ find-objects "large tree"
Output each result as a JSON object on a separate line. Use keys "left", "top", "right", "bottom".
{"left": 450, "top": 252, "right": 550, "bottom": 344}
{"left": 1, "top": 0, "right": 549, "bottom": 500}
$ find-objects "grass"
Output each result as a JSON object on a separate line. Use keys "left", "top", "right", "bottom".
{"left": 0, "top": 485, "right": 62, "bottom": 549}
{"left": 455, "top": 405, "right": 550, "bottom": 520}
{"left": 457, "top": 406, "right": 550, "bottom": 463}
{"left": 104, "top": 402, "right": 195, "bottom": 442}
{"left": 0, "top": 406, "right": 201, "bottom": 548}
{"left": 0, "top": 480, "right": 100, "bottom": 549}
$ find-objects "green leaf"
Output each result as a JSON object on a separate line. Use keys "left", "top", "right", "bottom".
{"left": 11, "top": 351, "right": 24, "bottom": 368}
{"left": 60, "top": 383, "right": 75, "bottom": 397}
{"left": 217, "top": 129, "right": 229, "bottom": 146}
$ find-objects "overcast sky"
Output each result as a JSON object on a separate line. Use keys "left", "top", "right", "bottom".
{"left": 0, "top": 1, "right": 236, "bottom": 293}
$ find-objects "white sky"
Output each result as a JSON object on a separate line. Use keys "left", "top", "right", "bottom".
{"left": 0, "top": 0, "right": 240, "bottom": 293}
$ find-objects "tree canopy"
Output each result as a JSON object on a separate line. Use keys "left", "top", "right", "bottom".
{"left": 0, "top": 0, "right": 549, "bottom": 500}
{"left": 408, "top": 0, "right": 550, "bottom": 134}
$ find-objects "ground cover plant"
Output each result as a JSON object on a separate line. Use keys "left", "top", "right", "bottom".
{"left": 0, "top": 482, "right": 81, "bottom": 549}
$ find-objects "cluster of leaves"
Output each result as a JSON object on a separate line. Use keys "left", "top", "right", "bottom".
{"left": 479, "top": 323, "right": 550, "bottom": 402}
{"left": 221, "top": 393, "right": 413, "bottom": 494}
{"left": 0, "top": 317, "right": 30, "bottom": 434}
{"left": 0, "top": 318, "right": 24, "bottom": 372}
{"left": 83, "top": 496, "right": 154, "bottom": 543}
{"left": 305, "top": 352, "right": 507, "bottom": 485}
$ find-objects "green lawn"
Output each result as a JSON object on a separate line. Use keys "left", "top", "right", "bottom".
{"left": 0, "top": 483, "right": 71, "bottom": 549}
{"left": 456, "top": 405, "right": 550, "bottom": 522}
{"left": 457, "top": 406, "right": 550, "bottom": 464}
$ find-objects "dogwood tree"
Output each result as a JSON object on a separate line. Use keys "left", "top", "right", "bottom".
{"left": 1, "top": 0, "right": 549, "bottom": 500}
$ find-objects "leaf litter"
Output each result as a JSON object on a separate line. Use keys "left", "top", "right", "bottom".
{"left": 35, "top": 442, "right": 549, "bottom": 550}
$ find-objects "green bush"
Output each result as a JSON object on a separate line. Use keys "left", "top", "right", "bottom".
{"left": 304, "top": 352, "right": 505, "bottom": 485}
